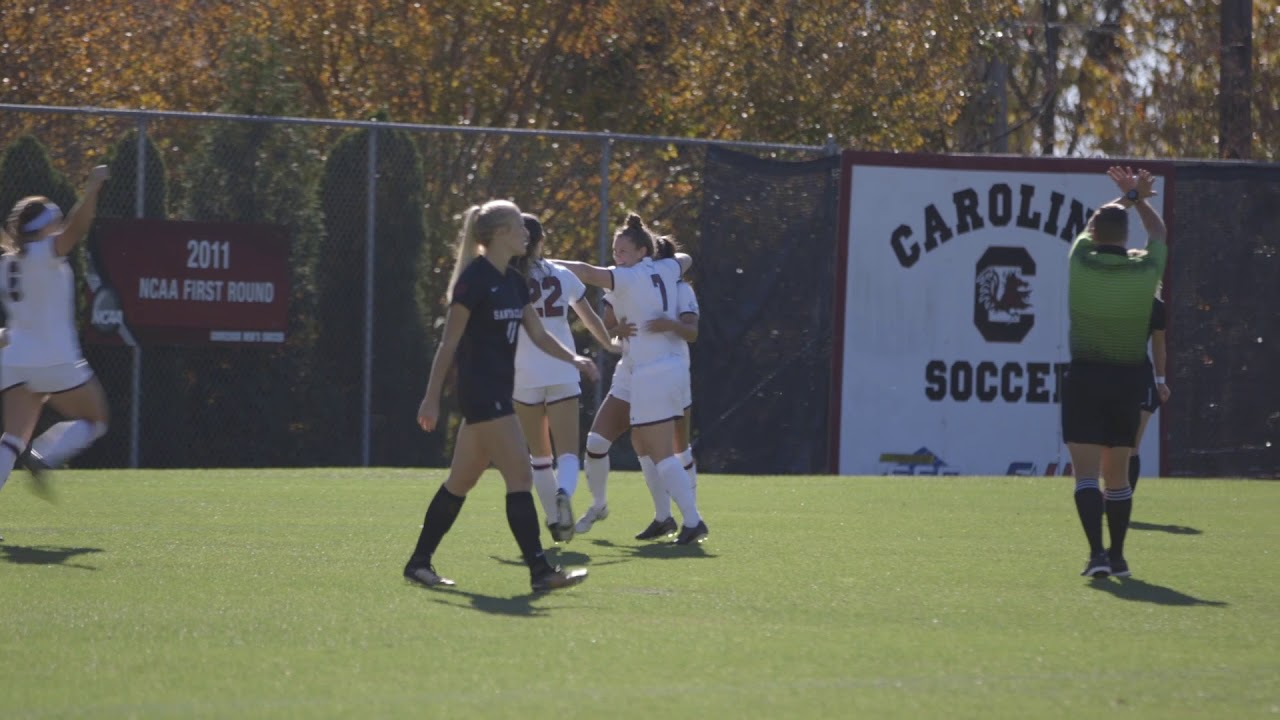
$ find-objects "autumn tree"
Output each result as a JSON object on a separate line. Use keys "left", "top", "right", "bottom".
{"left": 314, "top": 123, "right": 438, "bottom": 466}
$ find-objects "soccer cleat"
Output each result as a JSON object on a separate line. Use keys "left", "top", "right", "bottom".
{"left": 404, "top": 561, "right": 456, "bottom": 588}
{"left": 23, "top": 451, "right": 56, "bottom": 503}
{"left": 673, "top": 520, "right": 709, "bottom": 546}
{"left": 546, "top": 521, "right": 567, "bottom": 543}
{"left": 531, "top": 565, "right": 588, "bottom": 593}
{"left": 574, "top": 504, "right": 609, "bottom": 534}
{"left": 1109, "top": 553, "right": 1131, "bottom": 578}
{"left": 554, "top": 489, "right": 575, "bottom": 543}
{"left": 1081, "top": 551, "right": 1111, "bottom": 578}
{"left": 634, "top": 517, "right": 678, "bottom": 540}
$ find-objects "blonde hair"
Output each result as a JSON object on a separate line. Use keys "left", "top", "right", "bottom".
{"left": 3, "top": 195, "right": 57, "bottom": 254}
{"left": 447, "top": 200, "right": 520, "bottom": 297}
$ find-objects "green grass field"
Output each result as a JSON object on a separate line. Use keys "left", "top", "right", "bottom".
{"left": 1, "top": 470, "right": 1276, "bottom": 719}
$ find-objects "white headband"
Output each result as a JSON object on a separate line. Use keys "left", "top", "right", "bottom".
{"left": 20, "top": 203, "right": 61, "bottom": 233}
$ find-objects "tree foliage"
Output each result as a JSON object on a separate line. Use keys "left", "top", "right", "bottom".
{"left": 1006, "top": 1, "right": 1277, "bottom": 160}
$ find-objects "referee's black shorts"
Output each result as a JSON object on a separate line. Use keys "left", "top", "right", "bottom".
{"left": 1061, "top": 360, "right": 1146, "bottom": 447}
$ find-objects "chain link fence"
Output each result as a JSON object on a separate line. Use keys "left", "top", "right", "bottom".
{"left": 4, "top": 105, "right": 1274, "bottom": 477}
{"left": 0, "top": 104, "right": 833, "bottom": 470}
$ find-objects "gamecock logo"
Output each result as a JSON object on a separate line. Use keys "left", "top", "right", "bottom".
{"left": 974, "top": 246, "right": 1035, "bottom": 343}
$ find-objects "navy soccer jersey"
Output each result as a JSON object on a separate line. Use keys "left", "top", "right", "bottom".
{"left": 451, "top": 256, "right": 530, "bottom": 421}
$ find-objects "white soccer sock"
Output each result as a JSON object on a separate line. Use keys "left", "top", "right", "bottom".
{"left": 679, "top": 448, "right": 697, "bottom": 493}
{"left": 638, "top": 455, "right": 672, "bottom": 521}
{"left": 584, "top": 432, "right": 611, "bottom": 508}
{"left": 530, "top": 455, "right": 557, "bottom": 518}
{"left": 30, "top": 420, "right": 106, "bottom": 468}
{"left": 657, "top": 455, "right": 700, "bottom": 527}
{"left": 555, "top": 453, "right": 580, "bottom": 498}
{"left": 0, "top": 432, "right": 24, "bottom": 492}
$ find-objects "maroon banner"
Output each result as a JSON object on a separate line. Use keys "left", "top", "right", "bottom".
{"left": 83, "top": 218, "right": 290, "bottom": 346}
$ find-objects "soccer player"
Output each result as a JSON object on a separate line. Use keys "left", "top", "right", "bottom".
{"left": 510, "top": 213, "right": 617, "bottom": 543}
{"left": 1129, "top": 295, "right": 1171, "bottom": 492}
{"left": 632, "top": 276, "right": 699, "bottom": 541}
{"left": 559, "top": 214, "right": 708, "bottom": 545}
{"left": 404, "top": 199, "right": 598, "bottom": 593}
{"left": 0, "top": 166, "right": 113, "bottom": 503}
{"left": 1062, "top": 167, "right": 1167, "bottom": 579}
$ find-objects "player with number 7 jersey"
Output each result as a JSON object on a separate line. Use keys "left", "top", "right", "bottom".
{"left": 558, "top": 213, "right": 708, "bottom": 546}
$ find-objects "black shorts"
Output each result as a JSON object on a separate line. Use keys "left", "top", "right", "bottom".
{"left": 1138, "top": 367, "right": 1161, "bottom": 414}
{"left": 1061, "top": 361, "right": 1146, "bottom": 447}
{"left": 458, "top": 389, "right": 515, "bottom": 425}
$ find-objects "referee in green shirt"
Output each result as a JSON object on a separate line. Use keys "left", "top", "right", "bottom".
{"left": 1063, "top": 166, "right": 1167, "bottom": 579}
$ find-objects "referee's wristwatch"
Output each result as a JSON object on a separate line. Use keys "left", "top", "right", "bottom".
{"left": 1124, "top": 188, "right": 1140, "bottom": 203}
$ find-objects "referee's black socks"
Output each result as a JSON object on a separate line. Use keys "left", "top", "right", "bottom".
{"left": 1073, "top": 478, "right": 1106, "bottom": 555}
{"left": 1105, "top": 486, "right": 1134, "bottom": 557}
{"left": 506, "top": 491, "right": 553, "bottom": 575}
{"left": 410, "top": 484, "right": 466, "bottom": 563}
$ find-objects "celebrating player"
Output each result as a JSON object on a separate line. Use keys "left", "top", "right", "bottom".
{"left": 0, "top": 166, "right": 112, "bottom": 503}
{"left": 559, "top": 214, "right": 708, "bottom": 545}
{"left": 510, "top": 213, "right": 617, "bottom": 542}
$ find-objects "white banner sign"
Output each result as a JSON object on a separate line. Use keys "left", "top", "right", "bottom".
{"left": 834, "top": 154, "right": 1169, "bottom": 476}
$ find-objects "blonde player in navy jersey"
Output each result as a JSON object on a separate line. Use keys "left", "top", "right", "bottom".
{"left": 559, "top": 214, "right": 708, "bottom": 545}
{"left": 511, "top": 214, "right": 618, "bottom": 543}
{"left": 405, "top": 199, "right": 596, "bottom": 593}
{"left": 0, "top": 166, "right": 111, "bottom": 504}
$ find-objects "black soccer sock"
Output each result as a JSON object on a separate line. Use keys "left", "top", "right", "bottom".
{"left": 1105, "top": 486, "right": 1134, "bottom": 556}
{"left": 409, "top": 484, "right": 466, "bottom": 563}
{"left": 1073, "top": 478, "right": 1106, "bottom": 555}
{"left": 506, "top": 491, "right": 553, "bottom": 575}
{"left": 1128, "top": 455, "right": 1141, "bottom": 492}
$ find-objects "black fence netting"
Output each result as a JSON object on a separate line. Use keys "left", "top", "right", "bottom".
{"left": 1166, "top": 162, "right": 1280, "bottom": 478}
{"left": 689, "top": 147, "right": 841, "bottom": 474}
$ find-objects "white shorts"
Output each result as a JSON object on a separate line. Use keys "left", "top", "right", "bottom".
{"left": 677, "top": 365, "right": 692, "bottom": 411}
{"left": 607, "top": 361, "right": 632, "bottom": 403}
{"left": 513, "top": 382, "right": 580, "bottom": 406}
{"left": 629, "top": 358, "right": 687, "bottom": 426}
{"left": 2, "top": 359, "right": 94, "bottom": 394}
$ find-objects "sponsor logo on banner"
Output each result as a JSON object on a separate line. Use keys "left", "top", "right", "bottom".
{"left": 879, "top": 447, "right": 962, "bottom": 476}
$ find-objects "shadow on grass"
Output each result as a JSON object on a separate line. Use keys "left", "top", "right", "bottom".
{"left": 426, "top": 586, "right": 556, "bottom": 618}
{"left": 588, "top": 538, "right": 717, "bottom": 560}
{"left": 1130, "top": 521, "right": 1202, "bottom": 535}
{"left": 488, "top": 547, "right": 630, "bottom": 570}
{"left": 0, "top": 544, "right": 104, "bottom": 570}
{"left": 1088, "top": 577, "right": 1228, "bottom": 607}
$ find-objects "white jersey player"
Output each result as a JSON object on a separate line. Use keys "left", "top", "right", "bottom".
{"left": 559, "top": 213, "right": 707, "bottom": 546}
{"left": 510, "top": 214, "right": 617, "bottom": 543}
{"left": 628, "top": 279, "right": 700, "bottom": 536}
{"left": 0, "top": 166, "right": 112, "bottom": 503}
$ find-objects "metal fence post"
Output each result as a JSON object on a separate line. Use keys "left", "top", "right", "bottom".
{"left": 594, "top": 136, "right": 613, "bottom": 407}
{"left": 361, "top": 127, "right": 378, "bottom": 467}
{"left": 130, "top": 118, "right": 146, "bottom": 468}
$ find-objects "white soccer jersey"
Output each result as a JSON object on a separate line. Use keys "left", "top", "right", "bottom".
{"left": 515, "top": 258, "right": 588, "bottom": 389}
{"left": 0, "top": 237, "right": 83, "bottom": 367}
{"left": 675, "top": 280, "right": 699, "bottom": 365}
{"left": 609, "top": 257, "right": 684, "bottom": 367}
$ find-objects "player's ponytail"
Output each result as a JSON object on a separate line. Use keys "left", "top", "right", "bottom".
{"left": 654, "top": 235, "right": 680, "bottom": 260}
{"left": 619, "top": 212, "right": 655, "bottom": 257}
{"left": 448, "top": 205, "right": 482, "bottom": 299}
